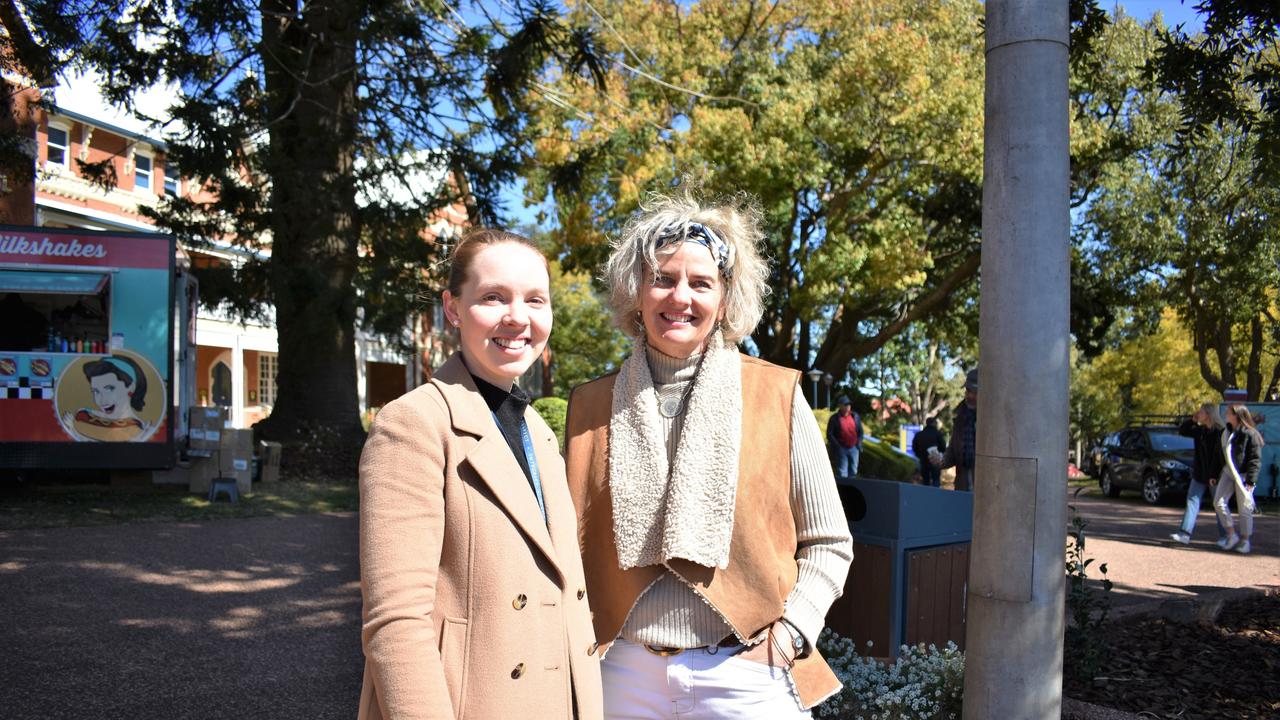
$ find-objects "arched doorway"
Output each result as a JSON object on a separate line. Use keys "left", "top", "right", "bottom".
{"left": 211, "top": 361, "right": 232, "bottom": 407}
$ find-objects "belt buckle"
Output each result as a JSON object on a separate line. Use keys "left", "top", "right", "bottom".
{"left": 643, "top": 644, "right": 684, "bottom": 657}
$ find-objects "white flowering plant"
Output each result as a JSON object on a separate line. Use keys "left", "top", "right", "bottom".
{"left": 816, "top": 629, "right": 965, "bottom": 720}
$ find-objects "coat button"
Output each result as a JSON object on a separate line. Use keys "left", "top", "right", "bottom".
{"left": 512, "top": 594, "right": 527, "bottom": 610}
{"left": 511, "top": 663, "right": 525, "bottom": 679}
{"left": 587, "top": 642, "right": 598, "bottom": 656}
{"left": 577, "top": 587, "right": 586, "bottom": 600}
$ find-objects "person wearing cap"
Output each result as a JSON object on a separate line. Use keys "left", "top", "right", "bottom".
{"left": 564, "top": 187, "right": 853, "bottom": 717}
{"left": 826, "top": 395, "right": 864, "bottom": 481}
{"left": 933, "top": 368, "right": 978, "bottom": 491}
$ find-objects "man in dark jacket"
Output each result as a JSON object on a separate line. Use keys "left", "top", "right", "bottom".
{"left": 827, "top": 395, "right": 863, "bottom": 481}
{"left": 934, "top": 368, "right": 978, "bottom": 491}
{"left": 912, "top": 416, "right": 946, "bottom": 487}
{"left": 1170, "top": 403, "right": 1226, "bottom": 545}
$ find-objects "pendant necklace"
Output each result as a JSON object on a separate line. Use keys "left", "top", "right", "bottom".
{"left": 655, "top": 348, "right": 709, "bottom": 419}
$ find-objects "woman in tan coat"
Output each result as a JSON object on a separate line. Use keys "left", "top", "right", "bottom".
{"left": 358, "top": 229, "right": 603, "bottom": 719}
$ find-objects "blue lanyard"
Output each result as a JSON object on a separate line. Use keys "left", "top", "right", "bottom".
{"left": 494, "top": 412, "right": 546, "bottom": 523}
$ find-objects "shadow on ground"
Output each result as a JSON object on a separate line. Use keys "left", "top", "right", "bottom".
{"left": 0, "top": 513, "right": 362, "bottom": 719}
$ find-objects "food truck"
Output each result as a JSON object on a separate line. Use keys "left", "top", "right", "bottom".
{"left": 0, "top": 225, "right": 194, "bottom": 470}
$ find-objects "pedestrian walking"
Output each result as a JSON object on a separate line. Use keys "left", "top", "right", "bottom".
{"left": 912, "top": 416, "right": 946, "bottom": 488}
{"left": 357, "top": 229, "right": 603, "bottom": 719}
{"left": 934, "top": 368, "right": 978, "bottom": 491}
{"left": 564, "top": 188, "right": 852, "bottom": 718}
{"left": 826, "top": 395, "right": 864, "bottom": 481}
{"left": 1170, "top": 403, "right": 1227, "bottom": 545}
{"left": 1213, "top": 404, "right": 1264, "bottom": 555}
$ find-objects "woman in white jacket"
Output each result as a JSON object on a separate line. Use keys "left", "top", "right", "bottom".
{"left": 1212, "top": 404, "right": 1264, "bottom": 555}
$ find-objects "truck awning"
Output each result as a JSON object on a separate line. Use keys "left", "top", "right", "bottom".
{"left": 0, "top": 269, "right": 109, "bottom": 295}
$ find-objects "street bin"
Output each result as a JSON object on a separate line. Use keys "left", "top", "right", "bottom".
{"left": 826, "top": 477, "right": 973, "bottom": 657}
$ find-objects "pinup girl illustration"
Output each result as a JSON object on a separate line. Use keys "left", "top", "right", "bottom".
{"left": 62, "top": 354, "right": 158, "bottom": 442}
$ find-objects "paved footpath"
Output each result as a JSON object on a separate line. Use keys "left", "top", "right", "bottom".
{"left": 0, "top": 513, "right": 363, "bottom": 720}
{"left": 1070, "top": 490, "right": 1279, "bottom": 609}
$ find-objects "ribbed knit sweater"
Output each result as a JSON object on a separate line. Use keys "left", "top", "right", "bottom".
{"left": 619, "top": 348, "right": 853, "bottom": 648}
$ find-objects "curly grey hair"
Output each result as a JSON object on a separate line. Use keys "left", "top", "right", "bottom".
{"left": 603, "top": 188, "right": 770, "bottom": 343}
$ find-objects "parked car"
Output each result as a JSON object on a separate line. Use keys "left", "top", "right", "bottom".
{"left": 1095, "top": 425, "right": 1195, "bottom": 504}
{"left": 1084, "top": 432, "right": 1119, "bottom": 479}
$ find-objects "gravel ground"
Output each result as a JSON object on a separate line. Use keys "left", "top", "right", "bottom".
{"left": 0, "top": 513, "right": 362, "bottom": 719}
{"left": 0, "top": 489, "right": 1273, "bottom": 719}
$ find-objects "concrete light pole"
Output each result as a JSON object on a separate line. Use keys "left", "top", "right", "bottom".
{"left": 963, "top": 2, "right": 1070, "bottom": 718}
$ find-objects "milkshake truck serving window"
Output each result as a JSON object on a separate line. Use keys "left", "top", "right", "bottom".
{"left": 0, "top": 227, "right": 174, "bottom": 466}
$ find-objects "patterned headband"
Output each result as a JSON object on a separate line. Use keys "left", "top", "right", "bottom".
{"left": 652, "top": 221, "right": 733, "bottom": 279}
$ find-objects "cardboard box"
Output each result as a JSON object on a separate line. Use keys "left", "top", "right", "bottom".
{"left": 219, "top": 428, "right": 254, "bottom": 493}
{"left": 188, "top": 406, "right": 227, "bottom": 453}
{"left": 258, "top": 441, "right": 282, "bottom": 483}
{"left": 187, "top": 454, "right": 220, "bottom": 495}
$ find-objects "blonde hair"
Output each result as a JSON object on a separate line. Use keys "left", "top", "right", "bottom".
{"left": 603, "top": 187, "right": 770, "bottom": 343}
{"left": 1200, "top": 402, "right": 1224, "bottom": 429}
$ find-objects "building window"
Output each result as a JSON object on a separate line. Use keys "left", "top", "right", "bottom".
{"left": 258, "top": 352, "right": 278, "bottom": 406}
{"left": 135, "top": 153, "right": 152, "bottom": 190}
{"left": 46, "top": 126, "right": 69, "bottom": 168}
{"left": 163, "top": 165, "right": 179, "bottom": 195}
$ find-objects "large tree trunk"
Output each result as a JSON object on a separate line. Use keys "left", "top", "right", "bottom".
{"left": 254, "top": 0, "right": 366, "bottom": 443}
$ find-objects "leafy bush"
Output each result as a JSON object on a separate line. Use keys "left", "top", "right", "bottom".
{"left": 859, "top": 437, "right": 918, "bottom": 482}
{"left": 813, "top": 407, "right": 835, "bottom": 432}
{"left": 533, "top": 396, "right": 568, "bottom": 449}
{"left": 812, "top": 409, "right": 917, "bottom": 482}
{"left": 1065, "top": 490, "right": 1113, "bottom": 682}
{"left": 817, "top": 629, "right": 965, "bottom": 719}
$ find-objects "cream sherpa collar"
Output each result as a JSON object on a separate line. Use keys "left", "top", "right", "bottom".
{"left": 608, "top": 332, "right": 742, "bottom": 570}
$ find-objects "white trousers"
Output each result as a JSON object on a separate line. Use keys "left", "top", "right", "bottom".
{"left": 1213, "top": 477, "right": 1255, "bottom": 538}
{"left": 601, "top": 639, "right": 811, "bottom": 720}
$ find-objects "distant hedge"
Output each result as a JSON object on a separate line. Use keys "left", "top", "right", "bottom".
{"left": 811, "top": 408, "right": 917, "bottom": 482}
{"left": 533, "top": 396, "right": 568, "bottom": 449}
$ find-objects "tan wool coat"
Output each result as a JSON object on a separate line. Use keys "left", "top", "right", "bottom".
{"left": 357, "top": 354, "right": 603, "bottom": 720}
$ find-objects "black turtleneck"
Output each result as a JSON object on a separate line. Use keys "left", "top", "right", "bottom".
{"left": 471, "top": 373, "right": 534, "bottom": 484}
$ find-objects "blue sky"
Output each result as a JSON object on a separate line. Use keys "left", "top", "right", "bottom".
{"left": 1111, "top": 1, "right": 1204, "bottom": 31}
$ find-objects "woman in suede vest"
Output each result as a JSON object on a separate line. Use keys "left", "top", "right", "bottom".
{"left": 564, "top": 189, "right": 853, "bottom": 718}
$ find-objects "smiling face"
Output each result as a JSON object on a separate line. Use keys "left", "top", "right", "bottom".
{"left": 90, "top": 372, "right": 133, "bottom": 419}
{"left": 443, "top": 242, "right": 552, "bottom": 389}
{"left": 640, "top": 242, "right": 726, "bottom": 358}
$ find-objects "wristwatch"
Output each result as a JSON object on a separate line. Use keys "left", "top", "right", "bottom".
{"left": 778, "top": 618, "right": 808, "bottom": 658}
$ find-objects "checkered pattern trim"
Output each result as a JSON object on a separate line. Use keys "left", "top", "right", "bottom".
{"left": 3, "top": 376, "right": 54, "bottom": 400}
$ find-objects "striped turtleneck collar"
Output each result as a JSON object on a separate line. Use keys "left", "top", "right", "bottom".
{"left": 646, "top": 345, "right": 703, "bottom": 386}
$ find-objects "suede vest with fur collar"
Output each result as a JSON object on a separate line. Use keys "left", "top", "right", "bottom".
{"left": 564, "top": 354, "right": 842, "bottom": 709}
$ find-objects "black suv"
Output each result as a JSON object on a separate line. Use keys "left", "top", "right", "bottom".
{"left": 1095, "top": 425, "right": 1195, "bottom": 504}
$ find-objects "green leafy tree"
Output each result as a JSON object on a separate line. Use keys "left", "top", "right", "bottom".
{"left": 520, "top": 0, "right": 987, "bottom": 378}
{"left": 1073, "top": 308, "right": 1220, "bottom": 437}
{"left": 1070, "top": 8, "right": 1280, "bottom": 401}
{"left": 17, "top": 0, "right": 596, "bottom": 442}
{"left": 1150, "top": 1, "right": 1280, "bottom": 182}
{"left": 1084, "top": 110, "right": 1279, "bottom": 400}
{"left": 547, "top": 260, "right": 628, "bottom": 397}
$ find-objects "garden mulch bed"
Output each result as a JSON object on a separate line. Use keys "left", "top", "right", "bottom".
{"left": 1064, "top": 592, "right": 1280, "bottom": 719}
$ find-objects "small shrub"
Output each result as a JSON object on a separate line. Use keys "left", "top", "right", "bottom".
{"left": 1064, "top": 490, "right": 1113, "bottom": 682}
{"left": 859, "top": 438, "right": 918, "bottom": 482}
{"left": 817, "top": 629, "right": 965, "bottom": 719}
{"left": 533, "top": 396, "right": 568, "bottom": 449}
